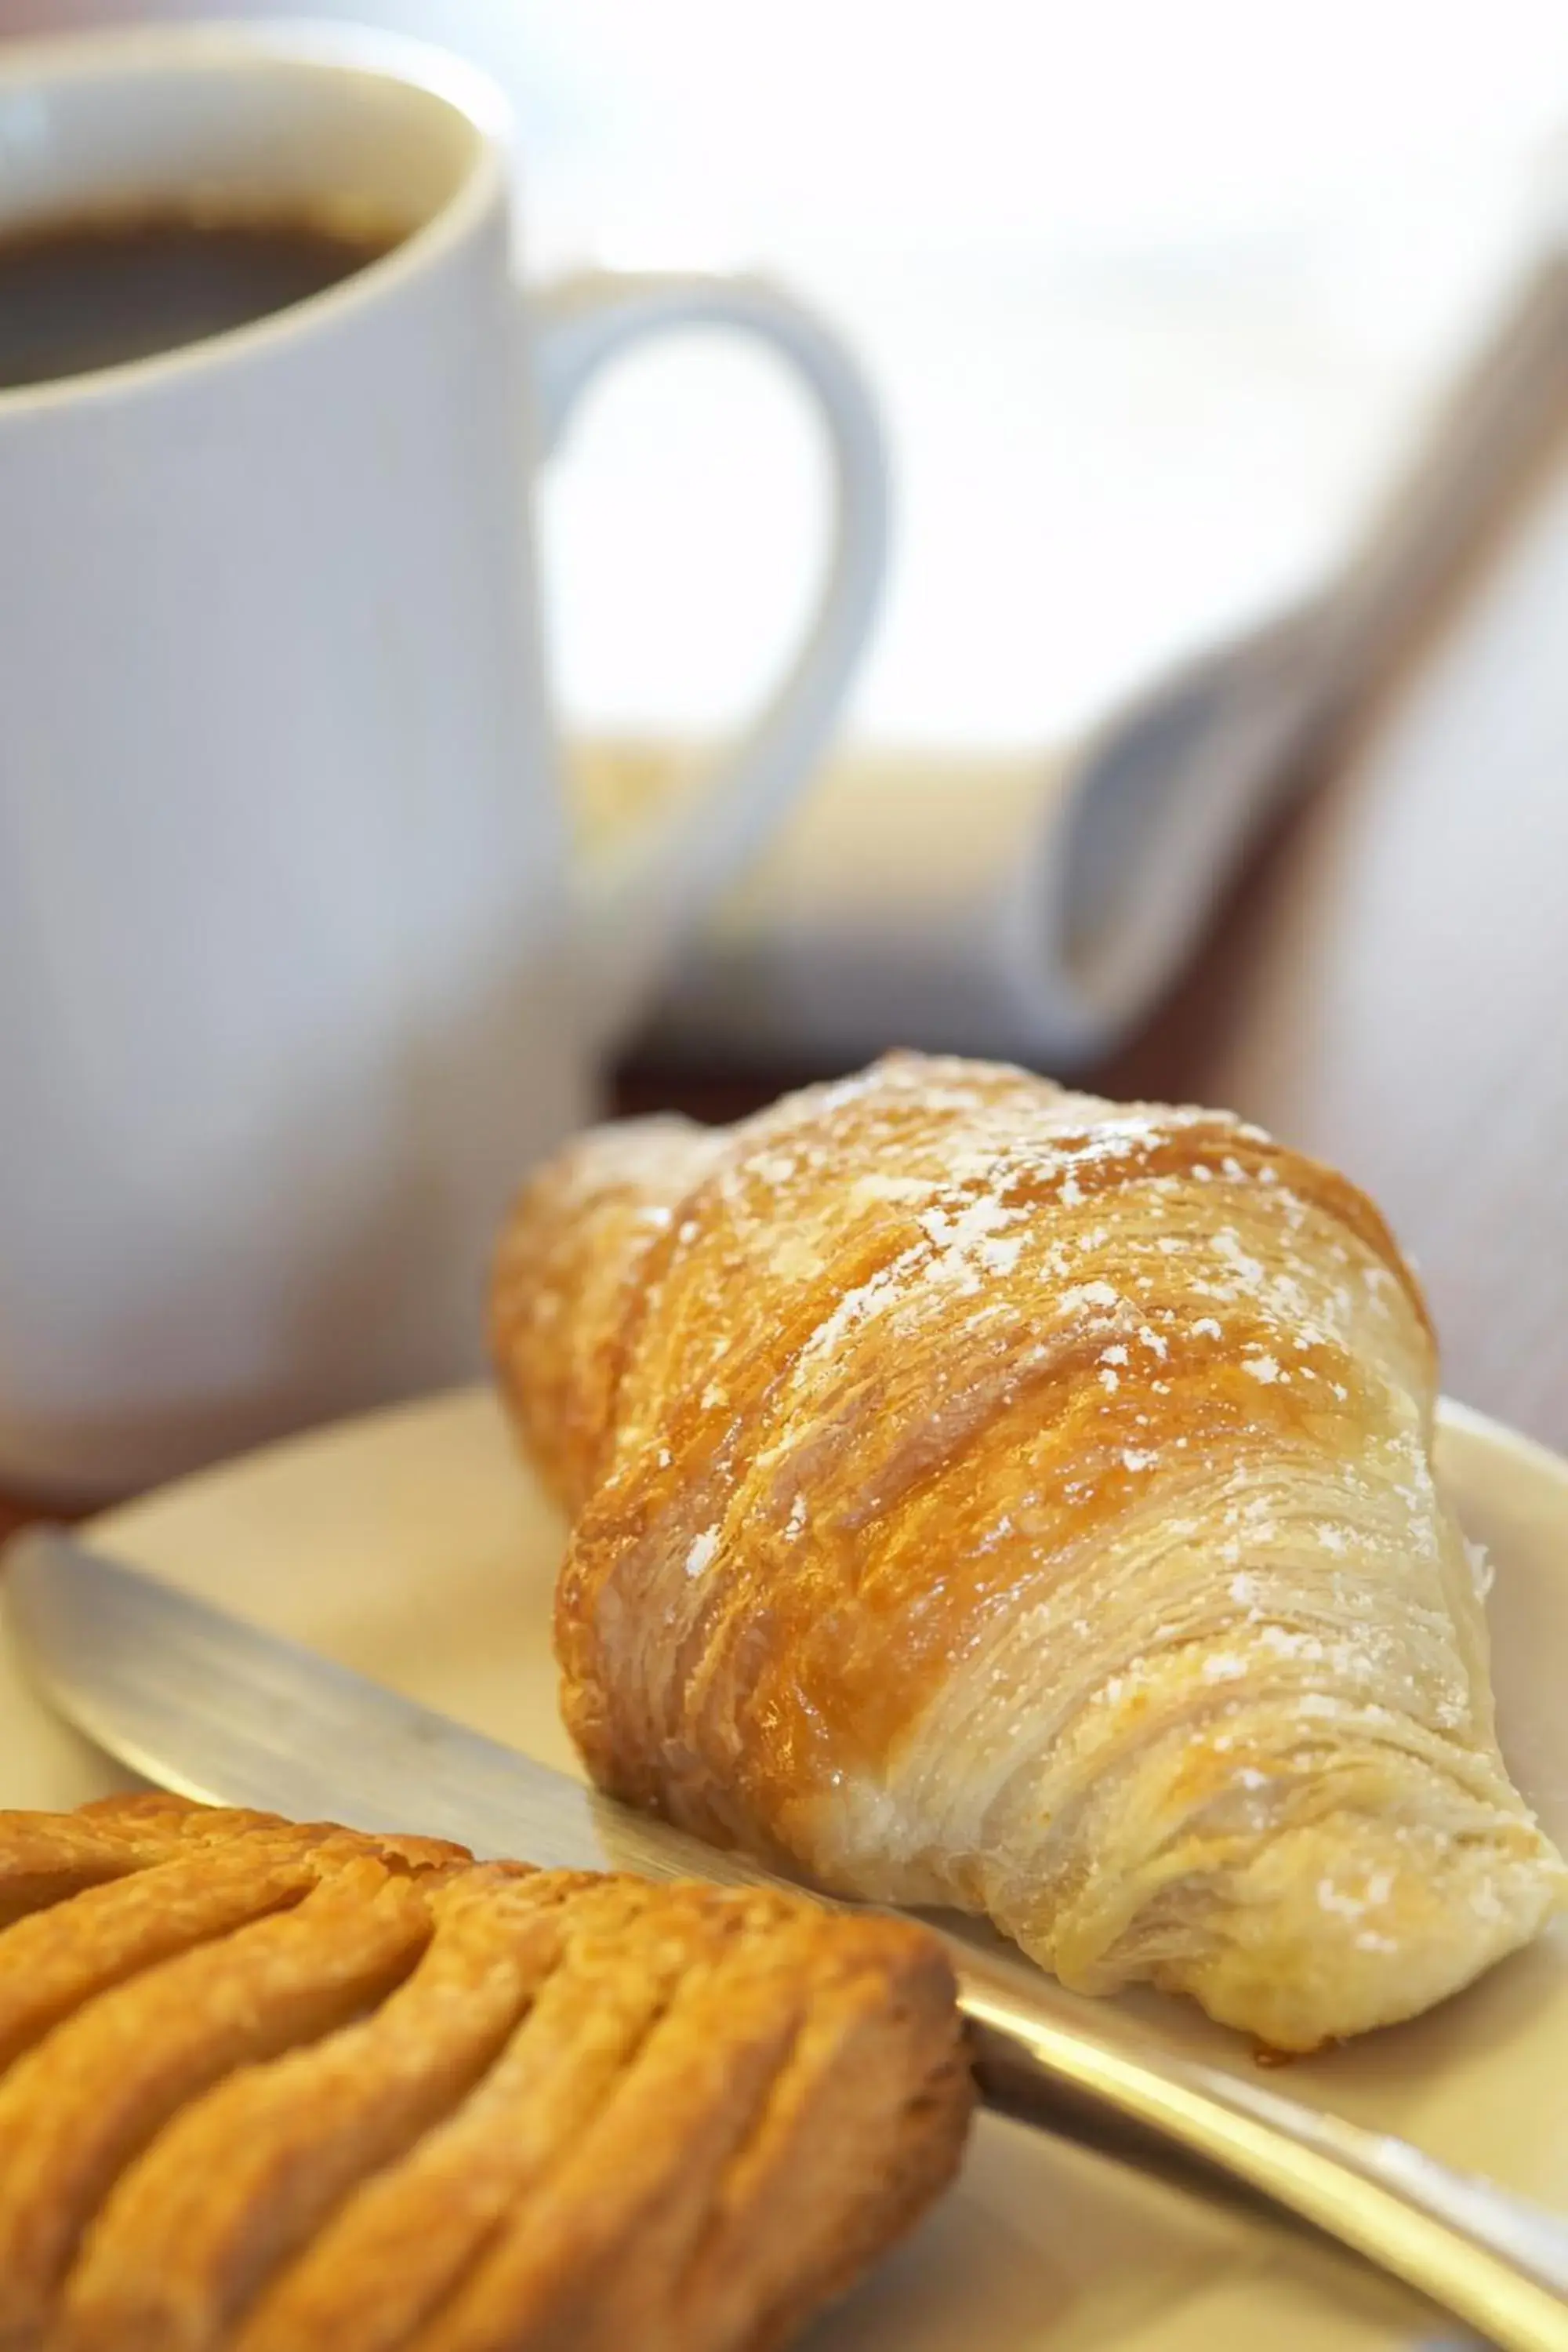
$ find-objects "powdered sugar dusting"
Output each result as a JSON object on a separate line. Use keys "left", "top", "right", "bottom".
{"left": 684, "top": 1526, "right": 720, "bottom": 1578}
{"left": 1466, "top": 1538, "right": 1495, "bottom": 1601}
{"left": 1062, "top": 1280, "right": 1119, "bottom": 1312}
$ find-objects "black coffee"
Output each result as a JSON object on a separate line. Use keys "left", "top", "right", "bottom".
{"left": 0, "top": 205, "right": 401, "bottom": 391}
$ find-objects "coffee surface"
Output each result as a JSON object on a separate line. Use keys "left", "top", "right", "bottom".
{"left": 0, "top": 205, "right": 399, "bottom": 391}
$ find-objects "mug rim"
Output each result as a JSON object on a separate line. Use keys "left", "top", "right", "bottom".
{"left": 0, "top": 19, "right": 512, "bottom": 419}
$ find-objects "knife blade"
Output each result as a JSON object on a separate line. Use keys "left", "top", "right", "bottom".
{"left": 5, "top": 1524, "right": 1568, "bottom": 2352}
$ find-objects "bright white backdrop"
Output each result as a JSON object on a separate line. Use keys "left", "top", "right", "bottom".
{"left": 4, "top": 0, "right": 1566, "bottom": 748}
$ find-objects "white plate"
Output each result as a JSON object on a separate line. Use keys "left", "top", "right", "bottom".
{"left": 2, "top": 1388, "right": 1566, "bottom": 2350}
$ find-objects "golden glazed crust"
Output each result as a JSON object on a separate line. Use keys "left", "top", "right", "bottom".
{"left": 0, "top": 1800, "right": 970, "bottom": 2352}
{"left": 492, "top": 1052, "right": 1567, "bottom": 2051}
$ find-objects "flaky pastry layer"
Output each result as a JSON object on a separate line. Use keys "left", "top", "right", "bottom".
{"left": 493, "top": 1052, "right": 1566, "bottom": 2050}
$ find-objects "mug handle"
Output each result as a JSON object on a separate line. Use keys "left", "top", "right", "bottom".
{"left": 529, "top": 270, "right": 891, "bottom": 1056}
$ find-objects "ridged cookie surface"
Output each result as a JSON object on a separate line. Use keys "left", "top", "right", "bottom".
{"left": 0, "top": 1796, "right": 971, "bottom": 2352}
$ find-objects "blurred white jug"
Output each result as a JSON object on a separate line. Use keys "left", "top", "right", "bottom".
{"left": 0, "top": 23, "right": 888, "bottom": 1496}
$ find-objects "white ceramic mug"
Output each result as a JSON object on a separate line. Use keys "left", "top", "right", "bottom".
{"left": 0, "top": 23, "right": 889, "bottom": 1498}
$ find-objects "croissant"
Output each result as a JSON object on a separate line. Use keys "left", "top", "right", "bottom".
{"left": 492, "top": 1051, "right": 1566, "bottom": 2053}
{"left": 0, "top": 1795, "right": 970, "bottom": 2352}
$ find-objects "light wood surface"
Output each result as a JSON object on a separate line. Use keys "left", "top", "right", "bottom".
{"left": 5, "top": 434, "right": 1567, "bottom": 1534}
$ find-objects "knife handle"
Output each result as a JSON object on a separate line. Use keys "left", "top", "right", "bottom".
{"left": 952, "top": 1945, "right": 1568, "bottom": 2352}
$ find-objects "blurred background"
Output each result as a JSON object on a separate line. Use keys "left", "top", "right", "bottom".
{"left": 3, "top": 0, "right": 1567, "bottom": 1452}
{"left": 12, "top": 0, "right": 1568, "bottom": 746}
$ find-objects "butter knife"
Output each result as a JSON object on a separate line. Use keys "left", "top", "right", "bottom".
{"left": 6, "top": 1526, "right": 1568, "bottom": 2352}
